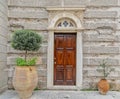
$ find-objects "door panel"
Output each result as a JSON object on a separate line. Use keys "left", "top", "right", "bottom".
{"left": 65, "top": 66, "right": 73, "bottom": 80}
{"left": 65, "top": 50, "right": 75, "bottom": 65}
{"left": 56, "top": 51, "right": 64, "bottom": 64}
{"left": 56, "top": 66, "right": 64, "bottom": 80}
{"left": 55, "top": 35, "right": 64, "bottom": 49}
{"left": 54, "top": 33, "right": 76, "bottom": 85}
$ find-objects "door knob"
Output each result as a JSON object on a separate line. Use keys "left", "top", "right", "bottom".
{"left": 54, "top": 62, "right": 56, "bottom": 64}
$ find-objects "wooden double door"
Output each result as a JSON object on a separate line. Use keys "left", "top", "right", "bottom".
{"left": 54, "top": 33, "right": 76, "bottom": 85}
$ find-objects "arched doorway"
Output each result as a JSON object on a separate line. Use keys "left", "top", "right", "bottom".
{"left": 47, "top": 12, "right": 83, "bottom": 89}
{"left": 54, "top": 18, "right": 76, "bottom": 85}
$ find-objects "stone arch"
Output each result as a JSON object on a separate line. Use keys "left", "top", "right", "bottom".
{"left": 49, "top": 12, "right": 82, "bottom": 29}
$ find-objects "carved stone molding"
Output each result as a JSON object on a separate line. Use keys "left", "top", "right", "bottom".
{"left": 47, "top": 7, "right": 85, "bottom": 29}
{"left": 47, "top": 7, "right": 85, "bottom": 90}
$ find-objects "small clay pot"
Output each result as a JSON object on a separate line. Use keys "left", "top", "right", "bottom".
{"left": 98, "top": 79, "right": 110, "bottom": 95}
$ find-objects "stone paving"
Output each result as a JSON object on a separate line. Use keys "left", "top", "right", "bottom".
{"left": 0, "top": 90, "right": 120, "bottom": 99}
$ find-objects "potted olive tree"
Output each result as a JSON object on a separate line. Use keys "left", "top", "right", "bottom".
{"left": 97, "top": 59, "right": 114, "bottom": 95}
{"left": 11, "top": 30, "right": 42, "bottom": 99}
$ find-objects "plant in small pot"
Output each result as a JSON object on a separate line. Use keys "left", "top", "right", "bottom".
{"left": 97, "top": 59, "right": 114, "bottom": 95}
{"left": 11, "top": 30, "right": 42, "bottom": 99}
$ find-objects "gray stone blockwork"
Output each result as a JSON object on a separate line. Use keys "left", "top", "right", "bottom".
{"left": 0, "top": 0, "right": 8, "bottom": 93}
{"left": 7, "top": 0, "right": 120, "bottom": 90}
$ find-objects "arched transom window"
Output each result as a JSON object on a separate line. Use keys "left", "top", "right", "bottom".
{"left": 55, "top": 18, "right": 76, "bottom": 28}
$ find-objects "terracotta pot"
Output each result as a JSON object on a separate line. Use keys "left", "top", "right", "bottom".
{"left": 98, "top": 79, "right": 109, "bottom": 95}
{"left": 13, "top": 66, "right": 38, "bottom": 99}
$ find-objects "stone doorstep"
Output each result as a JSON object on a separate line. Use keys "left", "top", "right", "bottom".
{"left": 0, "top": 90, "right": 120, "bottom": 99}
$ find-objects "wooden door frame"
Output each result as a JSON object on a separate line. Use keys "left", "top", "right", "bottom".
{"left": 47, "top": 11, "right": 84, "bottom": 90}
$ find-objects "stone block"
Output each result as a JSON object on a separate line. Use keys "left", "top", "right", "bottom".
{"left": 83, "top": 46, "right": 90, "bottom": 54}
{"left": 108, "top": 71, "right": 120, "bottom": 78}
{"left": 37, "top": 65, "right": 47, "bottom": 70}
{"left": 36, "top": 57, "right": 42, "bottom": 65}
{"left": 0, "top": 10, "right": 7, "bottom": 20}
{"left": 83, "top": 58, "right": 89, "bottom": 66}
{"left": 0, "top": 15, "right": 7, "bottom": 23}
{"left": 109, "top": 80, "right": 120, "bottom": 91}
{"left": 38, "top": 76, "right": 47, "bottom": 82}
{"left": 38, "top": 32, "right": 48, "bottom": 42}
{"left": 10, "top": 21, "right": 47, "bottom": 31}
{"left": 37, "top": 69, "right": 47, "bottom": 77}
{"left": 0, "top": 2, "right": 7, "bottom": 15}
{"left": 0, "top": 26, "right": 8, "bottom": 37}
{"left": 8, "top": 0, "right": 46, "bottom": 7}
{"left": 38, "top": 81, "right": 47, "bottom": 89}
{"left": 83, "top": 57, "right": 119, "bottom": 65}
{"left": 0, "top": 70, "right": 8, "bottom": 88}
{"left": 83, "top": 34, "right": 116, "bottom": 42}
{"left": 0, "top": 24, "right": 8, "bottom": 30}
{"left": 88, "top": 57, "right": 119, "bottom": 66}
{"left": 84, "top": 22, "right": 117, "bottom": 30}
{"left": 84, "top": 46, "right": 119, "bottom": 54}
{"left": 0, "top": 53, "right": 7, "bottom": 62}
{"left": 83, "top": 76, "right": 100, "bottom": 82}
{"left": 82, "top": 77, "right": 99, "bottom": 89}
{"left": 0, "top": 36, "right": 7, "bottom": 45}
{"left": 46, "top": 0, "right": 61, "bottom": 7}
{"left": 83, "top": 69, "right": 88, "bottom": 77}
{"left": 116, "top": 34, "right": 120, "bottom": 41}
{"left": 39, "top": 46, "right": 48, "bottom": 54}
{"left": 0, "top": 0, "right": 7, "bottom": 8}
{"left": 7, "top": 56, "right": 17, "bottom": 65}
{"left": 88, "top": 0, "right": 118, "bottom": 7}
{"left": 82, "top": 81, "right": 90, "bottom": 89}
{"left": 64, "top": 0, "right": 87, "bottom": 6}
{"left": 0, "top": 45, "right": 7, "bottom": 53}
{"left": 24, "top": 22, "right": 47, "bottom": 30}
{"left": 84, "top": 11, "right": 117, "bottom": 18}
{"left": 8, "top": 8, "right": 48, "bottom": 19}
{"left": 41, "top": 57, "right": 47, "bottom": 64}
{"left": 90, "top": 35, "right": 116, "bottom": 42}
{"left": 116, "top": 19, "right": 120, "bottom": 30}
{"left": 83, "top": 46, "right": 119, "bottom": 54}
{"left": 96, "top": 27, "right": 115, "bottom": 35}
{"left": 107, "top": 8, "right": 120, "bottom": 18}
{"left": 0, "top": 62, "right": 7, "bottom": 70}
{"left": 7, "top": 44, "right": 16, "bottom": 54}
{"left": 0, "top": 85, "right": 8, "bottom": 93}
{"left": 87, "top": 70, "right": 103, "bottom": 77}
{"left": 0, "top": 13, "right": 8, "bottom": 29}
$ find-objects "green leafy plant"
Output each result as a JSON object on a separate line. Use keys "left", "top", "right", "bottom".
{"left": 11, "top": 29, "right": 42, "bottom": 66}
{"left": 16, "top": 58, "right": 37, "bottom": 66}
{"left": 97, "top": 59, "right": 114, "bottom": 79}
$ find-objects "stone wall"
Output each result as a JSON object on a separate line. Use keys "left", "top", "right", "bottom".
{"left": 0, "top": 0, "right": 8, "bottom": 93}
{"left": 7, "top": 0, "right": 120, "bottom": 90}
{"left": 83, "top": 0, "right": 120, "bottom": 90}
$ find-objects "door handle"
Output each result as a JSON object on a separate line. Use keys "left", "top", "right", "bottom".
{"left": 54, "top": 62, "right": 56, "bottom": 64}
